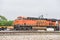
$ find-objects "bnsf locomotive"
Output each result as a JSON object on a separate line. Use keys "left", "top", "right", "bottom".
{"left": 13, "top": 16, "right": 60, "bottom": 31}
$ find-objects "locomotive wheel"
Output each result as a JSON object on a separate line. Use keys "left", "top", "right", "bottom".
{"left": 14, "top": 25, "right": 20, "bottom": 30}
{"left": 14, "top": 25, "right": 32, "bottom": 30}
{"left": 54, "top": 26, "right": 59, "bottom": 31}
{"left": 25, "top": 26, "right": 32, "bottom": 30}
{"left": 20, "top": 26, "right": 32, "bottom": 30}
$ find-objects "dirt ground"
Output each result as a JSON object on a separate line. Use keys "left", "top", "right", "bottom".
{"left": 0, "top": 32, "right": 60, "bottom": 40}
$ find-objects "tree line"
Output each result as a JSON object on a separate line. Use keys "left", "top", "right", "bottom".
{"left": 0, "top": 15, "right": 13, "bottom": 26}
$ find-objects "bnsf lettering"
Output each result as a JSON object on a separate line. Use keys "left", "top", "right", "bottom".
{"left": 36, "top": 20, "right": 46, "bottom": 25}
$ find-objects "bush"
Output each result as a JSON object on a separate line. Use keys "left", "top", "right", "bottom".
{"left": 6, "top": 21, "right": 13, "bottom": 26}
{"left": 0, "top": 20, "right": 13, "bottom": 26}
{"left": 0, "top": 15, "right": 13, "bottom": 26}
{"left": 0, "top": 20, "right": 7, "bottom": 26}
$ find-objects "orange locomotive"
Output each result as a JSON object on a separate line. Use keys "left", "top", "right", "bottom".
{"left": 13, "top": 16, "right": 59, "bottom": 30}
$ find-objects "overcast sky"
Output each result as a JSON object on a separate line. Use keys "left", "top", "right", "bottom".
{"left": 0, "top": 0, "right": 60, "bottom": 20}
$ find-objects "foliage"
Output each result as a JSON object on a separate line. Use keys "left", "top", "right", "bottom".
{"left": 0, "top": 20, "right": 13, "bottom": 26}
{"left": 6, "top": 21, "right": 13, "bottom": 26}
{"left": 0, "top": 15, "right": 13, "bottom": 26}
{"left": 0, "top": 20, "right": 7, "bottom": 26}
{"left": 0, "top": 15, "right": 7, "bottom": 21}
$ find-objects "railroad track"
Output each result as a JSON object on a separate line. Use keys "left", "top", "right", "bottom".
{"left": 0, "top": 30, "right": 60, "bottom": 33}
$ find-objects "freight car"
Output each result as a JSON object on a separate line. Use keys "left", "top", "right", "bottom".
{"left": 0, "top": 26, "right": 13, "bottom": 31}
{"left": 13, "top": 16, "right": 60, "bottom": 31}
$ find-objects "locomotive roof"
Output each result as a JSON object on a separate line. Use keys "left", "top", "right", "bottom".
{"left": 27, "top": 17, "right": 57, "bottom": 21}
{"left": 57, "top": 19, "right": 60, "bottom": 21}
{"left": 27, "top": 17, "right": 47, "bottom": 20}
{"left": 17, "top": 16, "right": 58, "bottom": 21}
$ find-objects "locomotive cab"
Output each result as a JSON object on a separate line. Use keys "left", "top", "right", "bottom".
{"left": 14, "top": 16, "right": 32, "bottom": 30}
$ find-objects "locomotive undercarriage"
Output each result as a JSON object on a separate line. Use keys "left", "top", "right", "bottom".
{"left": 14, "top": 25, "right": 59, "bottom": 31}
{"left": 14, "top": 25, "right": 32, "bottom": 30}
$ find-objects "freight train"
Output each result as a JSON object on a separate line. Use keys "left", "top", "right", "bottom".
{"left": 13, "top": 16, "right": 60, "bottom": 31}
{"left": 0, "top": 16, "right": 60, "bottom": 31}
